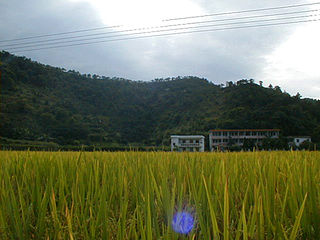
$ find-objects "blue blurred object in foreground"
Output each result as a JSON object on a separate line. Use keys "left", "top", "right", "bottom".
{"left": 172, "top": 211, "right": 194, "bottom": 234}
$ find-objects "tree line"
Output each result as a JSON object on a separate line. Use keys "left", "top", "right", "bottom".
{"left": 1, "top": 51, "right": 320, "bottom": 150}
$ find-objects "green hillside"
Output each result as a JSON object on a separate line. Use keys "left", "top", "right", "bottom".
{"left": 1, "top": 51, "right": 320, "bottom": 149}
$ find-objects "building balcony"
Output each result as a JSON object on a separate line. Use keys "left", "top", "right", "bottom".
{"left": 178, "top": 143, "right": 201, "bottom": 147}
{"left": 210, "top": 135, "right": 278, "bottom": 139}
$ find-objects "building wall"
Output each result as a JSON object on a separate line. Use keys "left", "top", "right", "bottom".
{"left": 293, "top": 137, "right": 311, "bottom": 147}
{"left": 171, "top": 137, "right": 180, "bottom": 151}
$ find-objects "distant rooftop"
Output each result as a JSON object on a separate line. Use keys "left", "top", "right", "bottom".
{"left": 287, "top": 136, "right": 311, "bottom": 138}
{"left": 209, "top": 129, "right": 280, "bottom": 132}
{"left": 171, "top": 135, "right": 205, "bottom": 139}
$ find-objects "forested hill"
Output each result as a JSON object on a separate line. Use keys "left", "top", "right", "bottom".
{"left": 1, "top": 51, "right": 320, "bottom": 149}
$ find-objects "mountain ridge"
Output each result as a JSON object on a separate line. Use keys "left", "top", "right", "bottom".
{"left": 1, "top": 51, "right": 320, "bottom": 149}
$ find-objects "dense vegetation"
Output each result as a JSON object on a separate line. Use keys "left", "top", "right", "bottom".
{"left": 1, "top": 51, "right": 320, "bottom": 149}
{"left": 0, "top": 151, "right": 319, "bottom": 239}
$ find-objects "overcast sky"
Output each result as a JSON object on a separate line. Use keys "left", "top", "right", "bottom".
{"left": 1, "top": 0, "right": 320, "bottom": 99}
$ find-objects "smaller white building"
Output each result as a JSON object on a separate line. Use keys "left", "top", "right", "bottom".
{"left": 171, "top": 135, "right": 205, "bottom": 152}
{"left": 288, "top": 136, "right": 311, "bottom": 147}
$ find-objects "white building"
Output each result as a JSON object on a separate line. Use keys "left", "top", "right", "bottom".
{"left": 171, "top": 135, "right": 205, "bottom": 152}
{"left": 209, "top": 129, "right": 280, "bottom": 151}
{"left": 288, "top": 136, "right": 311, "bottom": 147}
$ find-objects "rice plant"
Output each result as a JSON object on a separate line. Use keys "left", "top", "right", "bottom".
{"left": 0, "top": 151, "right": 319, "bottom": 239}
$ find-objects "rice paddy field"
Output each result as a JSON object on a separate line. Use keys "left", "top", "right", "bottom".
{"left": 0, "top": 151, "right": 319, "bottom": 239}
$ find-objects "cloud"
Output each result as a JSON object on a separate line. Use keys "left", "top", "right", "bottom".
{"left": 0, "top": 0, "right": 319, "bottom": 98}
{"left": 258, "top": 21, "right": 320, "bottom": 98}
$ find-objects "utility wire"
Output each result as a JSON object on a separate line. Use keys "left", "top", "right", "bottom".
{"left": 10, "top": 18, "right": 320, "bottom": 53}
{"left": 0, "top": 25, "right": 123, "bottom": 43}
{"left": 4, "top": 14, "right": 319, "bottom": 51}
{"left": 1, "top": 9, "right": 318, "bottom": 48}
{"left": 163, "top": 1, "right": 320, "bottom": 21}
{"left": 1, "top": 2, "right": 319, "bottom": 43}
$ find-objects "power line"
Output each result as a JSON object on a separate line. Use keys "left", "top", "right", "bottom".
{"left": 163, "top": 1, "right": 320, "bottom": 21}
{"left": 0, "top": 25, "right": 123, "bottom": 43}
{"left": 5, "top": 14, "right": 319, "bottom": 51}
{"left": 1, "top": 1, "right": 319, "bottom": 43}
{"left": 1, "top": 9, "right": 318, "bottom": 48}
{"left": 10, "top": 18, "right": 320, "bottom": 53}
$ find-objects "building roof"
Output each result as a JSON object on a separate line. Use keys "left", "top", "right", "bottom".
{"left": 287, "top": 136, "right": 311, "bottom": 139}
{"left": 209, "top": 129, "right": 280, "bottom": 132}
{"left": 171, "top": 135, "right": 205, "bottom": 139}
